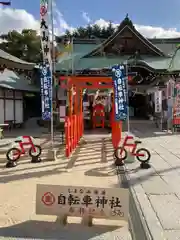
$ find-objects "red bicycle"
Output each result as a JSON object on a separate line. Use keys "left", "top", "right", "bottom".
{"left": 6, "top": 136, "right": 42, "bottom": 162}
{"left": 114, "top": 135, "right": 151, "bottom": 166}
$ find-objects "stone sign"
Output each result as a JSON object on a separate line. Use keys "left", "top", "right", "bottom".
{"left": 36, "top": 184, "right": 129, "bottom": 221}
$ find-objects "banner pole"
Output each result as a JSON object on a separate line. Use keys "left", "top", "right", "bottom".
{"left": 71, "top": 37, "right": 74, "bottom": 75}
{"left": 125, "top": 60, "right": 130, "bottom": 134}
{"left": 49, "top": 0, "right": 54, "bottom": 147}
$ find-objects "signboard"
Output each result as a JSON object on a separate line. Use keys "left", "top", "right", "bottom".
{"left": 36, "top": 184, "right": 129, "bottom": 221}
{"left": 167, "top": 79, "right": 175, "bottom": 100}
{"left": 40, "top": 64, "right": 52, "bottom": 120}
{"left": 112, "top": 65, "right": 128, "bottom": 121}
{"left": 173, "top": 83, "right": 180, "bottom": 128}
{"left": 154, "top": 90, "right": 162, "bottom": 113}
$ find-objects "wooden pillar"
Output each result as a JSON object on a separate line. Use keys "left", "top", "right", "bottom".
{"left": 74, "top": 85, "right": 78, "bottom": 147}
{"left": 77, "top": 87, "right": 81, "bottom": 141}
{"left": 78, "top": 89, "right": 84, "bottom": 139}
{"left": 65, "top": 79, "right": 71, "bottom": 157}
{"left": 79, "top": 89, "right": 83, "bottom": 113}
{"left": 69, "top": 82, "right": 73, "bottom": 152}
{"left": 68, "top": 85, "right": 73, "bottom": 116}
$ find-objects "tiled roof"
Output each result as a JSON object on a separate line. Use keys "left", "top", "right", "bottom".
{"left": 168, "top": 47, "right": 180, "bottom": 72}
{"left": 55, "top": 16, "right": 180, "bottom": 72}
{"left": 56, "top": 54, "right": 175, "bottom": 71}
{"left": 0, "top": 49, "right": 35, "bottom": 70}
{"left": 0, "top": 69, "right": 39, "bottom": 92}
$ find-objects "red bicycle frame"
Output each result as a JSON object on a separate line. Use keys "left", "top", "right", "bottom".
{"left": 120, "top": 135, "right": 145, "bottom": 157}
{"left": 14, "top": 136, "right": 36, "bottom": 156}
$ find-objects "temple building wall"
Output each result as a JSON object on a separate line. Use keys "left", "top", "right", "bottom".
{"left": 0, "top": 88, "right": 23, "bottom": 125}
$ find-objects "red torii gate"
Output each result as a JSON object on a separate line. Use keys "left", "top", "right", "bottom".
{"left": 59, "top": 75, "right": 124, "bottom": 157}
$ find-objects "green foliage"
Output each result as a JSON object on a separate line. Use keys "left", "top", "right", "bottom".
{"left": 56, "top": 22, "right": 116, "bottom": 41}
{"left": 0, "top": 29, "right": 42, "bottom": 63}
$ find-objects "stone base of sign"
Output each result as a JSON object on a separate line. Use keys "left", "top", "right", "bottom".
{"left": 82, "top": 215, "right": 93, "bottom": 227}
{"left": 56, "top": 215, "right": 93, "bottom": 227}
{"left": 56, "top": 214, "right": 68, "bottom": 225}
{"left": 47, "top": 149, "right": 56, "bottom": 161}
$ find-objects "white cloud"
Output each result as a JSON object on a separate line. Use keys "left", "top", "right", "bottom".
{"left": 94, "top": 19, "right": 112, "bottom": 29}
{"left": 82, "top": 11, "right": 91, "bottom": 24}
{"left": 0, "top": 3, "right": 74, "bottom": 37}
{"left": 0, "top": 6, "right": 179, "bottom": 39}
{"left": 134, "top": 24, "right": 180, "bottom": 38}
{"left": 0, "top": 8, "right": 39, "bottom": 34}
{"left": 93, "top": 18, "right": 180, "bottom": 38}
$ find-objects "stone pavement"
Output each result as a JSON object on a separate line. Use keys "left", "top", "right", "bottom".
{"left": 125, "top": 121, "right": 180, "bottom": 240}
{"left": 0, "top": 139, "right": 14, "bottom": 148}
{"left": 0, "top": 134, "right": 132, "bottom": 240}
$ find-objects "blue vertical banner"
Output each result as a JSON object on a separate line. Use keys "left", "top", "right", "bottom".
{"left": 112, "top": 65, "right": 128, "bottom": 121}
{"left": 40, "top": 63, "right": 52, "bottom": 120}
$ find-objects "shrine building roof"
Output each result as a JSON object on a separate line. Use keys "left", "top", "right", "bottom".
{"left": 0, "top": 49, "right": 35, "bottom": 70}
{"left": 56, "top": 16, "right": 180, "bottom": 72}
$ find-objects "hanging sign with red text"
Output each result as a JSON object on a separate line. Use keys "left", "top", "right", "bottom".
{"left": 40, "top": 0, "right": 51, "bottom": 64}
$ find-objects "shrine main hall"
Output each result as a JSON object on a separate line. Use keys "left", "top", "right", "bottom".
{"left": 56, "top": 16, "right": 180, "bottom": 122}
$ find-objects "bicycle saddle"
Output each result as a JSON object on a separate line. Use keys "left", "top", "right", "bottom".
{"left": 14, "top": 140, "right": 22, "bottom": 143}
{"left": 134, "top": 140, "right": 142, "bottom": 144}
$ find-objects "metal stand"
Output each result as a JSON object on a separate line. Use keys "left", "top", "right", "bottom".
{"left": 31, "top": 156, "right": 42, "bottom": 163}
{"left": 115, "top": 161, "right": 124, "bottom": 167}
{"left": 6, "top": 161, "right": 17, "bottom": 168}
{"left": 140, "top": 162, "right": 151, "bottom": 169}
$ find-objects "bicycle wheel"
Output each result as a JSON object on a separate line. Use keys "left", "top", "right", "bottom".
{"left": 29, "top": 145, "right": 42, "bottom": 157}
{"left": 114, "top": 147, "right": 127, "bottom": 166}
{"left": 136, "top": 148, "right": 151, "bottom": 163}
{"left": 6, "top": 147, "right": 21, "bottom": 161}
{"left": 114, "top": 147, "right": 127, "bottom": 160}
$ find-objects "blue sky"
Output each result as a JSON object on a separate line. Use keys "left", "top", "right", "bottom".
{"left": 10, "top": 0, "right": 180, "bottom": 30}
{"left": 0, "top": 0, "right": 179, "bottom": 38}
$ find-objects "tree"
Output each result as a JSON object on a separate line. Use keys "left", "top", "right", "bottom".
{"left": 106, "top": 21, "right": 115, "bottom": 37}
{"left": 73, "top": 26, "right": 88, "bottom": 39}
{"left": 91, "top": 24, "right": 102, "bottom": 38}
{"left": 101, "top": 27, "right": 109, "bottom": 38}
{"left": 86, "top": 25, "right": 93, "bottom": 38}
{"left": 0, "top": 29, "right": 42, "bottom": 63}
{"left": 64, "top": 30, "right": 71, "bottom": 38}
{"left": 57, "top": 22, "right": 116, "bottom": 40}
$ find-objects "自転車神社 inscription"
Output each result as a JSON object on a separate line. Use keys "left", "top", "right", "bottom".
{"left": 36, "top": 184, "right": 129, "bottom": 221}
